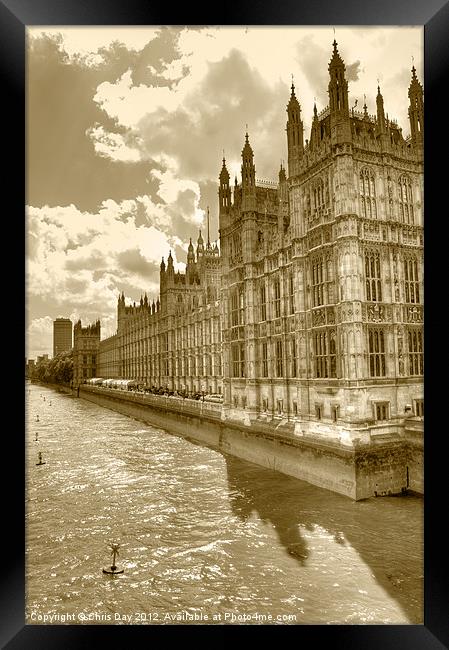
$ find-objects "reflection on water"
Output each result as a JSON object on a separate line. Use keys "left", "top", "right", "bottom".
{"left": 225, "top": 456, "right": 423, "bottom": 623}
{"left": 25, "top": 382, "right": 423, "bottom": 625}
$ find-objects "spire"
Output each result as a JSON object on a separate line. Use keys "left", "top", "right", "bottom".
{"left": 329, "top": 39, "right": 345, "bottom": 70}
{"left": 167, "top": 249, "right": 174, "bottom": 272}
{"left": 363, "top": 94, "right": 368, "bottom": 118}
{"left": 310, "top": 99, "right": 321, "bottom": 150}
{"left": 242, "top": 128, "right": 254, "bottom": 159}
{"left": 328, "top": 39, "right": 349, "bottom": 116}
{"left": 160, "top": 256, "right": 165, "bottom": 272}
{"left": 408, "top": 64, "right": 423, "bottom": 147}
{"left": 241, "top": 129, "right": 255, "bottom": 189}
{"left": 287, "top": 77, "right": 301, "bottom": 112}
{"left": 219, "top": 156, "right": 231, "bottom": 216}
{"left": 286, "top": 76, "right": 304, "bottom": 175}
{"left": 187, "top": 237, "right": 195, "bottom": 264}
{"left": 219, "top": 155, "right": 229, "bottom": 182}
{"left": 197, "top": 230, "right": 205, "bottom": 258}
{"left": 376, "top": 84, "right": 386, "bottom": 135}
{"left": 207, "top": 206, "right": 211, "bottom": 247}
{"left": 409, "top": 63, "right": 423, "bottom": 95}
{"left": 279, "top": 162, "right": 286, "bottom": 183}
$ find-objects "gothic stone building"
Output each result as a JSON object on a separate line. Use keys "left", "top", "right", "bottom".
{"left": 219, "top": 40, "right": 423, "bottom": 439}
{"left": 73, "top": 319, "right": 100, "bottom": 384}
{"left": 98, "top": 218, "right": 223, "bottom": 395}
{"left": 88, "top": 40, "right": 422, "bottom": 444}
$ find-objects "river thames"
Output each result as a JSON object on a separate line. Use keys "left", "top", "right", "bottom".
{"left": 25, "top": 382, "right": 423, "bottom": 625}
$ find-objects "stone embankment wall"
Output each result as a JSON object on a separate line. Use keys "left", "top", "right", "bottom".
{"left": 78, "top": 385, "right": 423, "bottom": 501}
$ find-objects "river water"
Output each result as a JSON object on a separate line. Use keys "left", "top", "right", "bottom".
{"left": 25, "top": 382, "right": 423, "bottom": 625}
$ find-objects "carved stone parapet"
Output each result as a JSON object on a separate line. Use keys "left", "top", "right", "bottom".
{"left": 362, "top": 302, "right": 392, "bottom": 323}
{"left": 312, "top": 307, "right": 326, "bottom": 327}
{"left": 404, "top": 304, "right": 423, "bottom": 323}
{"left": 326, "top": 306, "right": 336, "bottom": 324}
{"left": 339, "top": 302, "right": 362, "bottom": 323}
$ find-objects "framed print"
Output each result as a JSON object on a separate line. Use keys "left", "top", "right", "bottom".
{"left": 3, "top": 0, "right": 448, "bottom": 648}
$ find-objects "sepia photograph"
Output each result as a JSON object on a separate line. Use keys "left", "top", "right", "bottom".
{"left": 25, "top": 25, "right": 424, "bottom": 627}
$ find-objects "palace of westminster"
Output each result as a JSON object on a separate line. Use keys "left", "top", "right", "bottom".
{"left": 73, "top": 41, "right": 423, "bottom": 441}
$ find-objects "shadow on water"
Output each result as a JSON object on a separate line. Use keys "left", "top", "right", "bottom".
{"left": 224, "top": 454, "right": 423, "bottom": 623}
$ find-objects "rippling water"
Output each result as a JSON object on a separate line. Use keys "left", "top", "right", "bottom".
{"left": 25, "top": 382, "right": 423, "bottom": 625}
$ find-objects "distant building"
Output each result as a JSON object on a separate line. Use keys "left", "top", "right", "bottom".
{"left": 26, "top": 358, "right": 35, "bottom": 378}
{"left": 36, "top": 354, "right": 49, "bottom": 364}
{"left": 53, "top": 318, "right": 73, "bottom": 357}
{"left": 73, "top": 320, "right": 100, "bottom": 384}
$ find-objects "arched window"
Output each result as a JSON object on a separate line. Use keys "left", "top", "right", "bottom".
{"left": 313, "top": 179, "right": 325, "bottom": 211}
{"left": 368, "top": 328, "right": 386, "bottom": 377}
{"left": 260, "top": 283, "right": 267, "bottom": 321}
{"left": 398, "top": 175, "right": 414, "bottom": 224}
{"left": 365, "top": 251, "right": 382, "bottom": 302}
{"left": 407, "top": 328, "right": 423, "bottom": 376}
{"left": 310, "top": 177, "right": 330, "bottom": 219}
{"left": 313, "top": 329, "right": 337, "bottom": 379}
{"left": 404, "top": 257, "right": 420, "bottom": 303}
{"left": 230, "top": 286, "right": 244, "bottom": 328}
{"left": 273, "top": 278, "right": 281, "bottom": 318}
{"left": 359, "top": 168, "right": 377, "bottom": 219}
{"left": 311, "top": 256, "right": 326, "bottom": 307}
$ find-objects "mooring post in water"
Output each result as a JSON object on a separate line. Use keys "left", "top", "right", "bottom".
{"left": 103, "top": 542, "right": 124, "bottom": 575}
{"left": 36, "top": 415, "right": 39, "bottom": 422}
{"left": 36, "top": 452, "right": 46, "bottom": 466}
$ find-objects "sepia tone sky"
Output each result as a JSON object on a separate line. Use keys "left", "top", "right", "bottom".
{"left": 26, "top": 25, "right": 423, "bottom": 359}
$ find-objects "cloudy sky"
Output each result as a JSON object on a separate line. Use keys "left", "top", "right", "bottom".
{"left": 26, "top": 25, "right": 423, "bottom": 359}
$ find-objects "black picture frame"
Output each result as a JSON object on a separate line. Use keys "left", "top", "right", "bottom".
{"left": 6, "top": 0, "right": 449, "bottom": 648}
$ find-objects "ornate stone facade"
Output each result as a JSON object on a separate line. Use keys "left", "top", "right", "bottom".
{"left": 83, "top": 40, "right": 423, "bottom": 445}
{"left": 219, "top": 41, "right": 423, "bottom": 440}
{"left": 98, "top": 222, "right": 223, "bottom": 395}
{"left": 73, "top": 320, "right": 100, "bottom": 384}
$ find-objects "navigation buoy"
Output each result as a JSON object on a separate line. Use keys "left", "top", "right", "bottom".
{"left": 102, "top": 542, "right": 124, "bottom": 575}
{"left": 36, "top": 452, "right": 46, "bottom": 466}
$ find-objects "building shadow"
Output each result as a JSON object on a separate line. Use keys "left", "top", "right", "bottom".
{"left": 224, "top": 454, "right": 423, "bottom": 623}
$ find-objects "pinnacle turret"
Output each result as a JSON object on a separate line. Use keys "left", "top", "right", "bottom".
{"left": 408, "top": 64, "right": 423, "bottom": 147}
{"left": 286, "top": 78, "right": 304, "bottom": 175}
{"left": 241, "top": 130, "right": 256, "bottom": 190}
